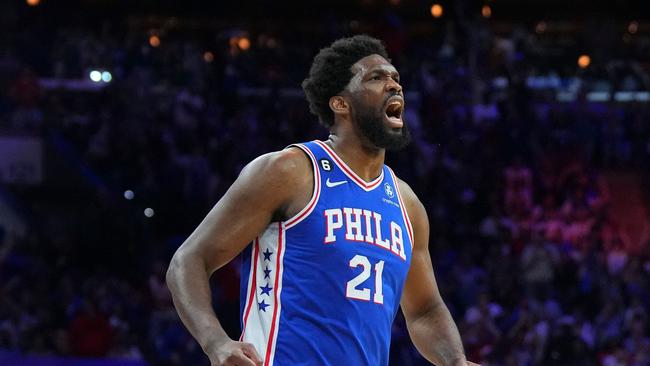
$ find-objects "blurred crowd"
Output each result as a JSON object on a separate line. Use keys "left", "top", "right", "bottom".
{"left": 1, "top": 6, "right": 650, "bottom": 366}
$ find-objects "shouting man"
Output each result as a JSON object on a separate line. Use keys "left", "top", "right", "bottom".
{"left": 167, "top": 35, "right": 477, "bottom": 366}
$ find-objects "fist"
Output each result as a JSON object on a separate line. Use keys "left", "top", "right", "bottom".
{"left": 207, "top": 339, "right": 263, "bottom": 366}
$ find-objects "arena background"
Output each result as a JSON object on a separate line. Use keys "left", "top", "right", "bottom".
{"left": 1, "top": 0, "right": 650, "bottom": 365}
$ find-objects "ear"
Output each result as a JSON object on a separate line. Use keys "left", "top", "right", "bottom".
{"left": 329, "top": 95, "right": 349, "bottom": 116}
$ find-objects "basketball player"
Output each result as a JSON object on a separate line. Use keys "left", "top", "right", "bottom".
{"left": 166, "top": 35, "right": 478, "bottom": 366}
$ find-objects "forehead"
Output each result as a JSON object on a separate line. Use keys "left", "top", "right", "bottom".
{"left": 350, "top": 54, "right": 397, "bottom": 75}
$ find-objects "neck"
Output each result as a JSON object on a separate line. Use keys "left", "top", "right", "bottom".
{"left": 326, "top": 131, "right": 385, "bottom": 182}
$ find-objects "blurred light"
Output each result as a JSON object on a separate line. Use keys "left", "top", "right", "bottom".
{"left": 526, "top": 75, "right": 561, "bottom": 89}
{"left": 614, "top": 92, "right": 634, "bottom": 102}
{"left": 124, "top": 190, "right": 134, "bottom": 200}
{"left": 535, "top": 21, "right": 547, "bottom": 34}
{"left": 238, "top": 37, "right": 251, "bottom": 51}
{"left": 26, "top": 0, "right": 40, "bottom": 6}
{"left": 586, "top": 91, "right": 610, "bottom": 102}
{"left": 144, "top": 208, "right": 155, "bottom": 218}
{"left": 635, "top": 92, "right": 650, "bottom": 102}
{"left": 89, "top": 70, "right": 102, "bottom": 82}
{"left": 628, "top": 21, "right": 638, "bottom": 34}
{"left": 101, "top": 71, "right": 112, "bottom": 83}
{"left": 430, "top": 4, "right": 443, "bottom": 18}
{"left": 203, "top": 51, "right": 214, "bottom": 63}
{"left": 578, "top": 54, "right": 591, "bottom": 69}
{"left": 556, "top": 91, "right": 576, "bottom": 102}
{"left": 149, "top": 35, "right": 160, "bottom": 48}
{"left": 389, "top": 0, "right": 400, "bottom": 5}
{"left": 613, "top": 92, "right": 650, "bottom": 102}
{"left": 492, "top": 77, "right": 509, "bottom": 89}
{"left": 482, "top": 5, "right": 492, "bottom": 18}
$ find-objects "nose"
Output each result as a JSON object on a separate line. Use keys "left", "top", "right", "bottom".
{"left": 386, "top": 78, "right": 402, "bottom": 94}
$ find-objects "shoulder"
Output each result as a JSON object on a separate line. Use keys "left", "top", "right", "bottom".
{"left": 238, "top": 146, "right": 313, "bottom": 220}
{"left": 242, "top": 146, "right": 312, "bottom": 182}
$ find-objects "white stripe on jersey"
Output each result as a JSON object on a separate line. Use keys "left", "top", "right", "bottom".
{"left": 241, "top": 223, "right": 285, "bottom": 366}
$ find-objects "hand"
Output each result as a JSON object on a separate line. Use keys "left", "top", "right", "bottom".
{"left": 206, "top": 339, "right": 263, "bottom": 366}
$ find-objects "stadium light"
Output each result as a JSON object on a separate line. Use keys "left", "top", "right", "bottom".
{"left": 144, "top": 208, "right": 155, "bottom": 218}
{"left": 26, "top": 0, "right": 40, "bottom": 6}
{"left": 628, "top": 21, "right": 638, "bottom": 34}
{"left": 149, "top": 35, "right": 160, "bottom": 48}
{"left": 101, "top": 71, "right": 112, "bottom": 83}
{"left": 203, "top": 51, "right": 214, "bottom": 63}
{"left": 482, "top": 5, "right": 492, "bottom": 18}
{"left": 89, "top": 70, "right": 102, "bottom": 82}
{"left": 430, "top": 4, "right": 443, "bottom": 18}
{"left": 124, "top": 190, "right": 134, "bottom": 200}
{"left": 238, "top": 37, "right": 251, "bottom": 51}
{"left": 578, "top": 55, "right": 591, "bottom": 69}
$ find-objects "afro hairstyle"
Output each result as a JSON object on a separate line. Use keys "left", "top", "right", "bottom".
{"left": 302, "top": 35, "right": 389, "bottom": 127}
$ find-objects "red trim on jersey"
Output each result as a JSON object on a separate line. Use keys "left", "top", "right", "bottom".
{"left": 314, "top": 140, "right": 383, "bottom": 191}
{"left": 388, "top": 167, "right": 414, "bottom": 247}
{"left": 264, "top": 223, "right": 284, "bottom": 366}
{"left": 284, "top": 144, "right": 321, "bottom": 229}
{"left": 240, "top": 238, "right": 260, "bottom": 340}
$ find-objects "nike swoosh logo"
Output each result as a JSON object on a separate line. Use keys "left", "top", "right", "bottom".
{"left": 326, "top": 178, "right": 348, "bottom": 188}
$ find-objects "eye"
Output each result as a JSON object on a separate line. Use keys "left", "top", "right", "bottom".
{"left": 371, "top": 75, "right": 382, "bottom": 81}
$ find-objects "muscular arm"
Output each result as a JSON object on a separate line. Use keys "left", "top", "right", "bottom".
{"left": 398, "top": 180, "right": 468, "bottom": 366}
{"left": 166, "top": 148, "right": 312, "bottom": 365}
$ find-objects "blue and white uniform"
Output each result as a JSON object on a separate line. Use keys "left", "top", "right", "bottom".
{"left": 240, "top": 140, "right": 413, "bottom": 366}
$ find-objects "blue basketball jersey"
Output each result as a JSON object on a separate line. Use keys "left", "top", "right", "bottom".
{"left": 239, "top": 140, "right": 413, "bottom": 366}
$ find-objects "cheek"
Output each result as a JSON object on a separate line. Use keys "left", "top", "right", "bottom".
{"left": 357, "top": 96, "right": 382, "bottom": 115}
{"left": 360, "top": 88, "right": 384, "bottom": 105}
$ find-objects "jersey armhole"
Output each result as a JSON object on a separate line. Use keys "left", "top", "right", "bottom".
{"left": 282, "top": 144, "right": 321, "bottom": 229}
{"left": 386, "top": 166, "right": 414, "bottom": 248}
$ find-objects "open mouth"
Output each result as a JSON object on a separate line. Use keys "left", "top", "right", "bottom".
{"left": 384, "top": 96, "right": 404, "bottom": 128}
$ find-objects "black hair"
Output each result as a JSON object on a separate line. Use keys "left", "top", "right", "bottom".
{"left": 302, "top": 35, "right": 389, "bottom": 127}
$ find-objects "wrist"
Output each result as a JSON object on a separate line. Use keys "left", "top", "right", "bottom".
{"left": 200, "top": 330, "right": 230, "bottom": 355}
{"left": 448, "top": 355, "right": 467, "bottom": 366}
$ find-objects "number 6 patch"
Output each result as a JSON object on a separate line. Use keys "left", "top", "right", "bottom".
{"left": 319, "top": 159, "right": 332, "bottom": 171}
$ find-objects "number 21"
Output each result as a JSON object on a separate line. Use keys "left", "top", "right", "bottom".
{"left": 346, "top": 255, "right": 384, "bottom": 304}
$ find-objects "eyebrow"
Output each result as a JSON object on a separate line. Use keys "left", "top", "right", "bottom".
{"left": 367, "top": 67, "right": 400, "bottom": 78}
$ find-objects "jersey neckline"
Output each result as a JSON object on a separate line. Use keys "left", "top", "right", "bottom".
{"left": 314, "top": 140, "right": 384, "bottom": 192}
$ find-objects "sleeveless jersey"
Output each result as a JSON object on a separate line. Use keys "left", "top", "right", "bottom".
{"left": 239, "top": 140, "right": 414, "bottom": 366}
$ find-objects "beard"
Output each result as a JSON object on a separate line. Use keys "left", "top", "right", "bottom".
{"left": 351, "top": 97, "right": 411, "bottom": 151}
